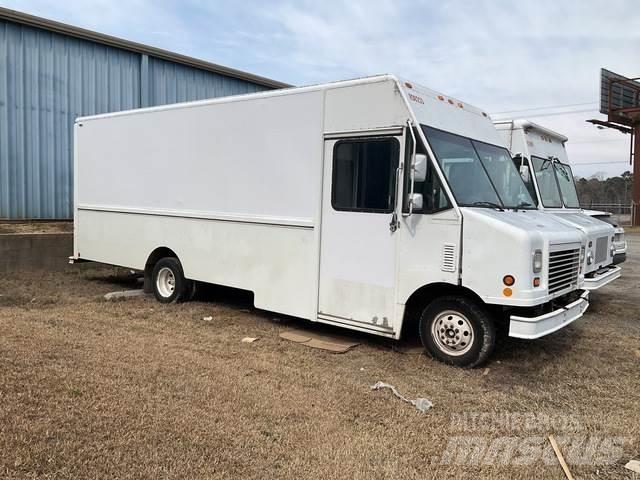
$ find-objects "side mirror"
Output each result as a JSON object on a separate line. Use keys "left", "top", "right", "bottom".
{"left": 409, "top": 193, "right": 423, "bottom": 211}
{"left": 413, "top": 154, "right": 427, "bottom": 183}
{"left": 519, "top": 164, "right": 530, "bottom": 183}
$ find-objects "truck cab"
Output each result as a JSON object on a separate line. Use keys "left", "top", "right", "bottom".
{"left": 493, "top": 119, "right": 621, "bottom": 290}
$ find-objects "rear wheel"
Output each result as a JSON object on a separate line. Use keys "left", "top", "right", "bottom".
{"left": 152, "top": 257, "right": 191, "bottom": 303}
{"left": 419, "top": 296, "right": 495, "bottom": 368}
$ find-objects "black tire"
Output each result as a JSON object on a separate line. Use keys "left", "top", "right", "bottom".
{"left": 418, "top": 296, "right": 495, "bottom": 368}
{"left": 151, "top": 257, "right": 192, "bottom": 304}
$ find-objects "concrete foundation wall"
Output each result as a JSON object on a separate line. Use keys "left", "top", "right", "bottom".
{"left": 0, "top": 233, "right": 72, "bottom": 272}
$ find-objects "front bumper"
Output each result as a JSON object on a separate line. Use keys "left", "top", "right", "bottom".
{"left": 613, "top": 252, "right": 626, "bottom": 264}
{"left": 509, "top": 290, "right": 589, "bottom": 339}
{"left": 583, "top": 265, "right": 621, "bottom": 290}
{"left": 613, "top": 241, "right": 627, "bottom": 264}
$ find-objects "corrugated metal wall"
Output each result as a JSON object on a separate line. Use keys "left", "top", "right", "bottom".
{"left": 0, "top": 18, "right": 270, "bottom": 219}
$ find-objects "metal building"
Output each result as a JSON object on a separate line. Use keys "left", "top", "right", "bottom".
{"left": 0, "top": 7, "right": 289, "bottom": 219}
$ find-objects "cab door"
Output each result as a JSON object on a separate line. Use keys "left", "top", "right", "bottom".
{"left": 318, "top": 133, "right": 403, "bottom": 335}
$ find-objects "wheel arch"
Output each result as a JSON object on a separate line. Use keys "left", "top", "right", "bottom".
{"left": 400, "top": 282, "right": 486, "bottom": 339}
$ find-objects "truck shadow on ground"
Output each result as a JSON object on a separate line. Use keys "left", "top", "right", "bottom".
{"left": 192, "top": 280, "right": 583, "bottom": 376}
{"left": 87, "top": 271, "right": 585, "bottom": 378}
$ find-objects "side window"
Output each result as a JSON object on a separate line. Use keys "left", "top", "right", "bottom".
{"left": 332, "top": 138, "right": 399, "bottom": 213}
{"left": 403, "top": 133, "right": 452, "bottom": 213}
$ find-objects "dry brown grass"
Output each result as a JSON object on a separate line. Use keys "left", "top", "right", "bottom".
{"left": 0, "top": 237, "right": 639, "bottom": 479}
{"left": 0, "top": 221, "right": 72, "bottom": 235}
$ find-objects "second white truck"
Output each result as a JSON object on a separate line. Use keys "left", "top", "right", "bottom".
{"left": 494, "top": 119, "right": 621, "bottom": 290}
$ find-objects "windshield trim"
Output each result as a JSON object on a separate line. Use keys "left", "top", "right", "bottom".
{"left": 422, "top": 125, "right": 537, "bottom": 210}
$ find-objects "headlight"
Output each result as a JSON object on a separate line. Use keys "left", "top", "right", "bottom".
{"left": 586, "top": 250, "right": 593, "bottom": 265}
{"left": 532, "top": 249, "right": 543, "bottom": 273}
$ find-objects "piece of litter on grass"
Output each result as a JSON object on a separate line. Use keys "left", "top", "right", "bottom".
{"left": 635, "top": 350, "right": 640, "bottom": 359}
{"left": 626, "top": 460, "right": 640, "bottom": 473}
{"left": 241, "top": 337, "right": 259, "bottom": 343}
{"left": 370, "top": 381, "right": 433, "bottom": 413}
{"left": 548, "top": 434, "right": 574, "bottom": 480}
{"left": 104, "top": 289, "right": 146, "bottom": 300}
{"left": 202, "top": 316, "right": 213, "bottom": 321}
{"left": 359, "top": 367, "right": 365, "bottom": 371}
{"left": 279, "top": 329, "right": 359, "bottom": 353}
{"left": 483, "top": 368, "right": 490, "bottom": 376}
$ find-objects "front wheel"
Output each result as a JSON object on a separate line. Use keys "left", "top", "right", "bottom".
{"left": 419, "top": 296, "right": 495, "bottom": 368}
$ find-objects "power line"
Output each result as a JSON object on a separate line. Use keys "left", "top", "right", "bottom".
{"left": 571, "top": 161, "right": 629, "bottom": 166}
{"left": 570, "top": 138, "right": 628, "bottom": 145}
{"left": 491, "top": 102, "right": 597, "bottom": 115}
{"left": 493, "top": 108, "right": 598, "bottom": 120}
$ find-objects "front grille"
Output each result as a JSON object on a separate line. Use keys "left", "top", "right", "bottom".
{"left": 595, "top": 236, "right": 608, "bottom": 263}
{"left": 548, "top": 247, "right": 580, "bottom": 294}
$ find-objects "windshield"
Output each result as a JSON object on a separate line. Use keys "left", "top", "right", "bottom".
{"left": 531, "top": 156, "right": 563, "bottom": 207}
{"left": 554, "top": 162, "right": 580, "bottom": 208}
{"left": 531, "top": 157, "right": 580, "bottom": 208}
{"left": 422, "top": 126, "right": 535, "bottom": 209}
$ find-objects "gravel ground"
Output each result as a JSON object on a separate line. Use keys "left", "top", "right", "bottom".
{"left": 0, "top": 235, "right": 638, "bottom": 479}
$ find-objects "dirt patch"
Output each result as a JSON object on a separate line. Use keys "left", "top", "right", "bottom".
{"left": 0, "top": 221, "right": 73, "bottom": 235}
{"left": 0, "top": 237, "right": 638, "bottom": 479}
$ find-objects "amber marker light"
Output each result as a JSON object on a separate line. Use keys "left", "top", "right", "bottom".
{"left": 503, "top": 287, "right": 513, "bottom": 297}
{"left": 503, "top": 275, "right": 515, "bottom": 286}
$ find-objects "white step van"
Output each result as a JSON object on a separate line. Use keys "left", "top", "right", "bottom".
{"left": 73, "top": 76, "right": 589, "bottom": 367}
{"left": 494, "top": 119, "right": 621, "bottom": 290}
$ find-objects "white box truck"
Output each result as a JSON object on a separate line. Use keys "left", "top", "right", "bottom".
{"left": 73, "top": 75, "right": 589, "bottom": 367}
{"left": 494, "top": 119, "right": 622, "bottom": 290}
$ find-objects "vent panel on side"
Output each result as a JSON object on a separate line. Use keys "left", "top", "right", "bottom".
{"left": 441, "top": 243, "right": 457, "bottom": 272}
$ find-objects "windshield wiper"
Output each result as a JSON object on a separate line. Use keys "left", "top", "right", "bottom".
{"left": 513, "top": 201, "right": 533, "bottom": 211}
{"left": 472, "top": 201, "right": 504, "bottom": 211}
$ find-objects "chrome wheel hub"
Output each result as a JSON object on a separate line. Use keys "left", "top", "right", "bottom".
{"left": 431, "top": 310, "right": 474, "bottom": 356}
{"left": 156, "top": 267, "right": 176, "bottom": 298}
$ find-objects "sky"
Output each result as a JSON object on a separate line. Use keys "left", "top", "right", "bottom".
{"left": 3, "top": 0, "right": 639, "bottom": 178}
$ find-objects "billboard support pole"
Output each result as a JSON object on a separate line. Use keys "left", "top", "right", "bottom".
{"left": 634, "top": 126, "right": 640, "bottom": 226}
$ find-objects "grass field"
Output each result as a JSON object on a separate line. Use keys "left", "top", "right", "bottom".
{"left": 0, "top": 234, "right": 638, "bottom": 479}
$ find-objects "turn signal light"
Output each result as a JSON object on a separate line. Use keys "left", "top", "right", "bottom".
{"left": 533, "top": 277, "right": 541, "bottom": 287}
{"left": 503, "top": 275, "right": 515, "bottom": 286}
{"left": 503, "top": 287, "right": 513, "bottom": 297}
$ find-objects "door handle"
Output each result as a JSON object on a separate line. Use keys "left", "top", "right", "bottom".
{"left": 389, "top": 212, "right": 399, "bottom": 233}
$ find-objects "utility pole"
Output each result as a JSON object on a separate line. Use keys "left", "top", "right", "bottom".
{"left": 634, "top": 127, "right": 639, "bottom": 225}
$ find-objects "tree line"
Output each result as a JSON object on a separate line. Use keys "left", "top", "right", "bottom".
{"left": 575, "top": 171, "right": 633, "bottom": 207}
